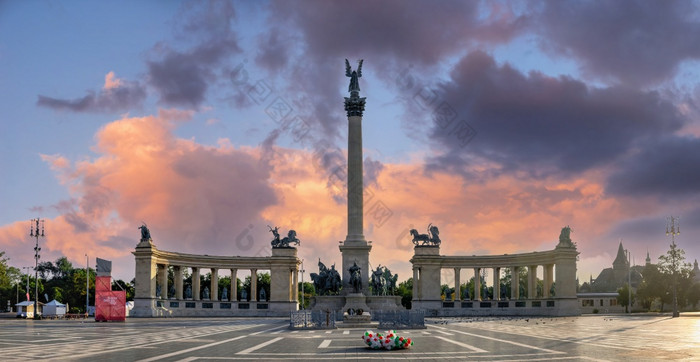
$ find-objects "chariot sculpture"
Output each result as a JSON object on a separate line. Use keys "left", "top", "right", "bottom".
{"left": 268, "top": 225, "right": 301, "bottom": 248}
{"left": 410, "top": 223, "right": 441, "bottom": 246}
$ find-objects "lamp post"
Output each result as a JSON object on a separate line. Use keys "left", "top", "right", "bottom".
{"left": 628, "top": 250, "right": 631, "bottom": 313}
{"left": 666, "top": 216, "right": 680, "bottom": 318}
{"left": 30, "top": 218, "right": 44, "bottom": 319}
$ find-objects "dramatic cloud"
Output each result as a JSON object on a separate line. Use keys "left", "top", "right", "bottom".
{"left": 147, "top": 0, "right": 240, "bottom": 108}
{"left": 535, "top": 1, "right": 700, "bottom": 85}
{"left": 37, "top": 72, "right": 145, "bottom": 113}
{"left": 268, "top": 0, "right": 523, "bottom": 67}
{"left": 424, "top": 51, "right": 685, "bottom": 178}
{"left": 0, "top": 110, "right": 278, "bottom": 278}
{"left": 252, "top": 0, "right": 526, "bottom": 146}
{"left": 606, "top": 136, "right": 700, "bottom": 197}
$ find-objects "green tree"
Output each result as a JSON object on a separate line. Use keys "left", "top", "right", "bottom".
{"left": 112, "top": 279, "right": 134, "bottom": 301}
{"left": 617, "top": 284, "right": 634, "bottom": 313}
{"left": 0, "top": 251, "right": 22, "bottom": 310}
{"left": 686, "top": 283, "right": 700, "bottom": 310}
{"left": 396, "top": 278, "right": 412, "bottom": 309}
{"left": 298, "top": 281, "right": 315, "bottom": 309}
{"left": 658, "top": 241, "right": 692, "bottom": 317}
{"left": 636, "top": 264, "right": 665, "bottom": 311}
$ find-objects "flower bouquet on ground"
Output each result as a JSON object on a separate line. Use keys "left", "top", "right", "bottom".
{"left": 362, "top": 330, "right": 413, "bottom": 350}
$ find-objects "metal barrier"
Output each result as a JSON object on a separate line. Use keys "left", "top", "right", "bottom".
{"left": 373, "top": 310, "right": 425, "bottom": 329}
{"left": 289, "top": 310, "right": 337, "bottom": 329}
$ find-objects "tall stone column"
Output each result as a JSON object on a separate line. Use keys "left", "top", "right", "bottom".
{"left": 210, "top": 268, "right": 218, "bottom": 301}
{"left": 174, "top": 266, "right": 183, "bottom": 300}
{"left": 159, "top": 264, "right": 168, "bottom": 299}
{"left": 511, "top": 266, "right": 520, "bottom": 300}
{"left": 192, "top": 267, "right": 200, "bottom": 301}
{"left": 340, "top": 60, "right": 371, "bottom": 295}
{"left": 412, "top": 268, "right": 419, "bottom": 300}
{"left": 528, "top": 265, "right": 537, "bottom": 299}
{"left": 132, "top": 237, "right": 157, "bottom": 317}
{"left": 231, "top": 269, "right": 237, "bottom": 301}
{"left": 250, "top": 269, "right": 258, "bottom": 302}
{"left": 292, "top": 268, "right": 298, "bottom": 302}
{"left": 473, "top": 268, "right": 481, "bottom": 301}
{"left": 454, "top": 268, "right": 461, "bottom": 301}
{"left": 543, "top": 264, "right": 553, "bottom": 298}
{"left": 493, "top": 267, "right": 500, "bottom": 300}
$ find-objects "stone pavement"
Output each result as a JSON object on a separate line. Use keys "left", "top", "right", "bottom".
{"left": 0, "top": 315, "right": 697, "bottom": 361}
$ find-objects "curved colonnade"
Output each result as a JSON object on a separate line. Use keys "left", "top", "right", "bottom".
{"left": 411, "top": 240, "right": 580, "bottom": 316}
{"left": 131, "top": 239, "right": 300, "bottom": 317}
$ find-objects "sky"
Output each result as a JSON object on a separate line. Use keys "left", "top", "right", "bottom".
{"left": 1, "top": 0, "right": 700, "bottom": 286}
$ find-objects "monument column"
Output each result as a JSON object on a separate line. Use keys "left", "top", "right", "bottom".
{"left": 174, "top": 266, "right": 183, "bottom": 300}
{"left": 192, "top": 267, "right": 200, "bottom": 301}
{"left": 210, "top": 268, "right": 218, "bottom": 301}
{"left": 340, "top": 59, "right": 371, "bottom": 295}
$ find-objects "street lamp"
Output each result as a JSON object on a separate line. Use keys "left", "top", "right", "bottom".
{"left": 666, "top": 216, "right": 680, "bottom": 318}
{"left": 624, "top": 248, "right": 631, "bottom": 314}
{"left": 30, "top": 218, "right": 44, "bottom": 319}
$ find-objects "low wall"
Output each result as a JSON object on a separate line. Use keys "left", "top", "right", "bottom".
{"left": 413, "top": 298, "right": 580, "bottom": 317}
{"left": 130, "top": 298, "right": 297, "bottom": 317}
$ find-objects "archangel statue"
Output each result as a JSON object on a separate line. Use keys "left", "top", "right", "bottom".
{"left": 345, "top": 59, "right": 363, "bottom": 94}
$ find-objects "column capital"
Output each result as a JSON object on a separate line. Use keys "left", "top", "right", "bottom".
{"left": 344, "top": 96, "right": 366, "bottom": 117}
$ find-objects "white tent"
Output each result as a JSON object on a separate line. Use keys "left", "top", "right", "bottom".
{"left": 43, "top": 300, "right": 66, "bottom": 316}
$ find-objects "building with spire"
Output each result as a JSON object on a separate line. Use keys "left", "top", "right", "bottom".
{"left": 581, "top": 241, "right": 643, "bottom": 293}
{"left": 693, "top": 259, "right": 700, "bottom": 284}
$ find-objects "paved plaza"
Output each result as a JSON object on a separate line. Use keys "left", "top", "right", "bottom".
{"left": 0, "top": 314, "right": 698, "bottom": 361}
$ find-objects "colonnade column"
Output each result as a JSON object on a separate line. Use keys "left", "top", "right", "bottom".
{"left": 210, "top": 268, "right": 218, "bottom": 301}
{"left": 473, "top": 267, "right": 481, "bottom": 301}
{"left": 174, "top": 266, "right": 183, "bottom": 300}
{"left": 511, "top": 266, "right": 519, "bottom": 300}
{"left": 159, "top": 264, "right": 168, "bottom": 299}
{"left": 412, "top": 268, "right": 419, "bottom": 300}
{"left": 493, "top": 267, "right": 500, "bottom": 300}
{"left": 231, "top": 269, "right": 237, "bottom": 302}
{"left": 454, "top": 268, "right": 461, "bottom": 301}
{"left": 543, "top": 264, "right": 553, "bottom": 298}
{"left": 292, "top": 268, "right": 298, "bottom": 302}
{"left": 250, "top": 269, "right": 258, "bottom": 302}
{"left": 192, "top": 267, "right": 200, "bottom": 301}
{"left": 528, "top": 265, "right": 537, "bottom": 299}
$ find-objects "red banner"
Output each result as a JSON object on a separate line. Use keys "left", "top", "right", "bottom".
{"left": 95, "top": 276, "right": 126, "bottom": 322}
{"left": 95, "top": 276, "right": 112, "bottom": 292}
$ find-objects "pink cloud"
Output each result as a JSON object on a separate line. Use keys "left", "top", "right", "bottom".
{"left": 0, "top": 113, "right": 677, "bottom": 283}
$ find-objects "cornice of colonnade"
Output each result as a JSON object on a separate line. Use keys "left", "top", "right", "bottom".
{"left": 137, "top": 243, "right": 285, "bottom": 269}
{"left": 412, "top": 245, "right": 579, "bottom": 268}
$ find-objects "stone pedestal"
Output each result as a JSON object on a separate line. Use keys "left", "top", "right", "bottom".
{"left": 340, "top": 243, "right": 371, "bottom": 295}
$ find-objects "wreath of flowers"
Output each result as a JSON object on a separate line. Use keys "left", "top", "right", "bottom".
{"left": 347, "top": 308, "right": 364, "bottom": 315}
{"left": 362, "top": 330, "right": 413, "bottom": 350}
